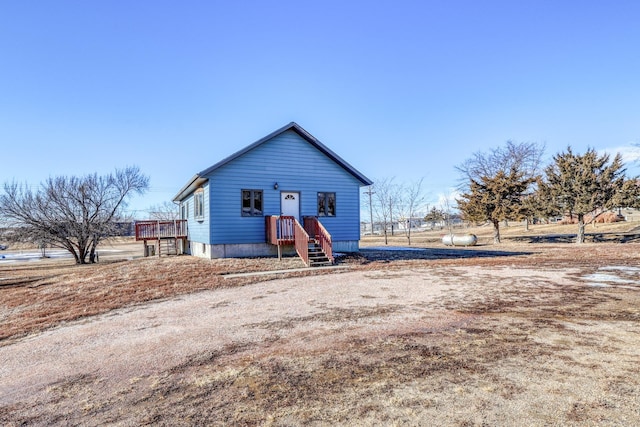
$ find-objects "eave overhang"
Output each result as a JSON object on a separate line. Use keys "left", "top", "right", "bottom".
{"left": 172, "top": 175, "right": 208, "bottom": 202}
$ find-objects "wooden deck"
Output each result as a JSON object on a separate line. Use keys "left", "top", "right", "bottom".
{"left": 135, "top": 220, "right": 188, "bottom": 257}
{"left": 135, "top": 220, "right": 188, "bottom": 241}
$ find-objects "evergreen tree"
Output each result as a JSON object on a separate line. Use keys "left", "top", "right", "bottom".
{"left": 456, "top": 141, "right": 544, "bottom": 243}
{"left": 541, "top": 147, "right": 639, "bottom": 243}
{"left": 424, "top": 207, "right": 446, "bottom": 222}
{"left": 458, "top": 168, "right": 535, "bottom": 243}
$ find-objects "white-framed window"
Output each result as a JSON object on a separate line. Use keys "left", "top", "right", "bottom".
{"left": 194, "top": 189, "right": 204, "bottom": 220}
{"left": 317, "top": 192, "right": 336, "bottom": 216}
{"left": 241, "top": 189, "right": 263, "bottom": 216}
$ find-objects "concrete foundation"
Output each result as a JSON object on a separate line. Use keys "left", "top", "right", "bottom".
{"left": 187, "top": 240, "right": 360, "bottom": 259}
{"left": 332, "top": 240, "right": 360, "bottom": 253}
{"left": 209, "top": 243, "right": 296, "bottom": 259}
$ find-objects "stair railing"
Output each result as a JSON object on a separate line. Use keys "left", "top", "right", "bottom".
{"left": 293, "top": 219, "right": 310, "bottom": 267}
{"left": 267, "top": 215, "right": 335, "bottom": 267}
{"left": 303, "top": 216, "right": 333, "bottom": 264}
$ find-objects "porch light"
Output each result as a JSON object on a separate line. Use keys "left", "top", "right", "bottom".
{"left": 273, "top": 182, "right": 279, "bottom": 190}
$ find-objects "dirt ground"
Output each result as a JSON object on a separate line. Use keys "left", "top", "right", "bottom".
{"left": 1, "top": 231, "right": 640, "bottom": 426}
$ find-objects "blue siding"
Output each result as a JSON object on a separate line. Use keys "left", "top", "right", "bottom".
{"left": 205, "top": 130, "right": 363, "bottom": 244}
{"left": 184, "top": 182, "right": 211, "bottom": 244}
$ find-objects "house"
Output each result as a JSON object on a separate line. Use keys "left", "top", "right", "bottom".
{"left": 172, "top": 122, "right": 373, "bottom": 265}
{"left": 395, "top": 217, "right": 427, "bottom": 232}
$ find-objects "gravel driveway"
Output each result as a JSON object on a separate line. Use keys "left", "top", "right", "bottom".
{"left": 2, "top": 264, "right": 640, "bottom": 426}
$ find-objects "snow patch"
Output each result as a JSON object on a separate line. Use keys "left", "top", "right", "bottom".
{"left": 581, "top": 266, "right": 640, "bottom": 288}
{"left": 582, "top": 273, "right": 635, "bottom": 284}
{"left": 586, "top": 282, "right": 612, "bottom": 288}
{"left": 600, "top": 266, "right": 640, "bottom": 273}
{"left": 365, "top": 246, "right": 427, "bottom": 252}
{"left": 0, "top": 250, "right": 71, "bottom": 262}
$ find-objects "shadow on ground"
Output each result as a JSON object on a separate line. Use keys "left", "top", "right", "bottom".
{"left": 510, "top": 232, "right": 640, "bottom": 244}
{"left": 355, "top": 247, "right": 533, "bottom": 262}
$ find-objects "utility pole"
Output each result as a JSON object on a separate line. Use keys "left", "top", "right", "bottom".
{"left": 364, "top": 186, "right": 375, "bottom": 235}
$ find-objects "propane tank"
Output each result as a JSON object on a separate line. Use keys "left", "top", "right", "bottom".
{"left": 442, "top": 234, "right": 478, "bottom": 247}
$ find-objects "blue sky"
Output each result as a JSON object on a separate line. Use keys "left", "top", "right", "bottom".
{"left": 2, "top": 1, "right": 639, "bottom": 217}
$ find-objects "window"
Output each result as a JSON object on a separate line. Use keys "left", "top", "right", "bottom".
{"left": 317, "top": 192, "right": 336, "bottom": 216}
{"left": 194, "top": 189, "right": 204, "bottom": 220}
{"left": 242, "top": 190, "right": 263, "bottom": 216}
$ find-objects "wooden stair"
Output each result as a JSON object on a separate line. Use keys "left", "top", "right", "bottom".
{"left": 159, "top": 238, "right": 178, "bottom": 256}
{"left": 266, "top": 215, "right": 334, "bottom": 267}
{"left": 307, "top": 239, "right": 332, "bottom": 267}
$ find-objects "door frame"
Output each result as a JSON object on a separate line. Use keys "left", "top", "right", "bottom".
{"left": 280, "top": 191, "right": 300, "bottom": 220}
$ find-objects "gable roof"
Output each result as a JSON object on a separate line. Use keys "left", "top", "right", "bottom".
{"left": 173, "top": 122, "right": 372, "bottom": 201}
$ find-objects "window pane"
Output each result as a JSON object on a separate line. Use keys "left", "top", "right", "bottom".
{"left": 195, "top": 193, "right": 203, "bottom": 218}
{"left": 242, "top": 190, "right": 263, "bottom": 216}
{"left": 327, "top": 193, "right": 336, "bottom": 216}
{"left": 318, "top": 193, "right": 325, "bottom": 216}
{"left": 242, "top": 190, "right": 251, "bottom": 215}
{"left": 253, "top": 191, "right": 263, "bottom": 214}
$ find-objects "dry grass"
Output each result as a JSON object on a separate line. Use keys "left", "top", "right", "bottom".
{"left": 2, "top": 225, "right": 640, "bottom": 425}
{"left": 0, "top": 254, "right": 314, "bottom": 342}
{"left": 361, "top": 218, "right": 640, "bottom": 246}
{"left": 2, "top": 233, "right": 638, "bottom": 344}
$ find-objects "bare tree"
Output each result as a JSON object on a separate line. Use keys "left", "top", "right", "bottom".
{"left": 457, "top": 140, "right": 545, "bottom": 185}
{"left": 384, "top": 179, "right": 403, "bottom": 237}
{"left": 364, "top": 178, "right": 425, "bottom": 244}
{"left": 148, "top": 201, "right": 180, "bottom": 220}
{"left": 440, "top": 191, "right": 458, "bottom": 235}
{"left": 400, "top": 178, "right": 427, "bottom": 245}
{"left": 0, "top": 166, "right": 149, "bottom": 264}
{"left": 371, "top": 177, "right": 398, "bottom": 245}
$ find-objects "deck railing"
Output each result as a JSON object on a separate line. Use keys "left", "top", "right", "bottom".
{"left": 265, "top": 215, "right": 311, "bottom": 266}
{"left": 304, "top": 216, "right": 333, "bottom": 264}
{"left": 265, "top": 215, "right": 295, "bottom": 244}
{"left": 135, "top": 220, "right": 188, "bottom": 241}
{"left": 266, "top": 216, "right": 278, "bottom": 245}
